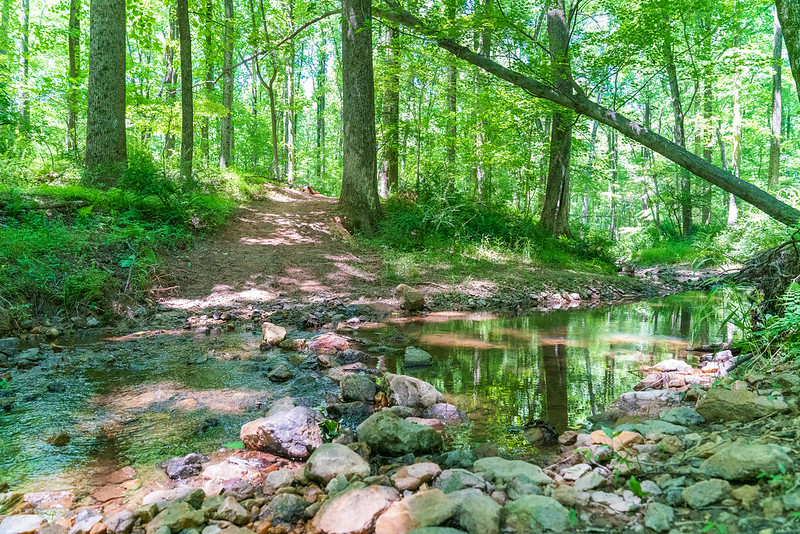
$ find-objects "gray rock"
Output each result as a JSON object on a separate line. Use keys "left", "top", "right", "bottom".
{"left": 69, "top": 509, "right": 103, "bottom": 534}
{"left": 222, "top": 479, "right": 255, "bottom": 501}
{"left": 341, "top": 374, "right": 377, "bottom": 403}
{"left": 455, "top": 493, "right": 501, "bottom": 534}
{"left": 395, "top": 284, "right": 425, "bottom": 310}
{"left": 176, "top": 488, "right": 206, "bottom": 509}
{"left": 146, "top": 502, "right": 205, "bottom": 534}
{"left": 616, "top": 420, "right": 688, "bottom": 436}
{"left": 268, "top": 364, "right": 293, "bottom": 383}
{"left": 264, "top": 468, "right": 295, "bottom": 494}
{"left": 0, "top": 338, "right": 19, "bottom": 357}
{"left": 644, "top": 502, "right": 674, "bottom": 533}
{"left": 659, "top": 406, "right": 705, "bottom": 426}
{"left": 604, "top": 390, "right": 682, "bottom": 420}
{"left": 357, "top": 410, "right": 443, "bottom": 456}
{"left": 473, "top": 457, "right": 552, "bottom": 486}
{"left": 703, "top": 444, "right": 794, "bottom": 480}
{"left": 682, "top": 479, "right": 731, "bottom": 509}
{"left": 384, "top": 373, "right": 444, "bottom": 410}
{"left": 503, "top": 495, "right": 569, "bottom": 533}
{"left": 86, "top": 317, "right": 100, "bottom": 327}
{"left": 433, "top": 469, "right": 487, "bottom": 494}
{"left": 0, "top": 515, "right": 44, "bottom": 534}
{"left": 305, "top": 443, "right": 371, "bottom": 485}
{"left": 240, "top": 406, "right": 323, "bottom": 459}
{"left": 375, "top": 489, "right": 456, "bottom": 533}
{"left": 215, "top": 496, "right": 249, "bottom": 525}
{"left": 162, "top": 453, "right": 209, "bottom": 479}
{"left": 106, "top": 510, "right": 135, "bottom": 534}
{"left": 506, "top": 477, "right": 542, "bottom": 500}
{"left": 308, "top": 485, "right": 400, "bottom": 534}
{"left": 262, "top": 493, "right": 307, "bottom": 525}
{"left": 573, "top": 470, "right": 605, "bottom": 491}
{"left": 423, "top": 403, "right": 466, "bottom": 422}
{"left": 439, "top": 450, "right": 475, "bottom": 469}
{"left": 266, "top": 396, "right": 296, "bottom": 417}
{"left": 404, "top": 346, "right": 432, "bottom": 367}
{"left": 695, "top": 388, "right": 788, "bottom": 422}
{"left": 392, "top": 462, "right": 442, "bottom": 491}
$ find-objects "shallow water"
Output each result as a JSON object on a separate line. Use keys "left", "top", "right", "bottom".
{"left": 0, "top": 291, "right": 732, "bottom": 490}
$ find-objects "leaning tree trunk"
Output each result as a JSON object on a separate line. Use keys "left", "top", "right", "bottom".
{"left": 177, "top": 0, "right": 192, "bottom": 181}
{"left": 770, "top": 8, "right": 783, "bottom": 190}
{"left": 85, "top": 0, "right": 127, "bottom": 186}
{"left": 339, "top": 0, "right": 382, "bottom": 233}
{"left": 220, "top": 0, "right": 234, "bottom": 168}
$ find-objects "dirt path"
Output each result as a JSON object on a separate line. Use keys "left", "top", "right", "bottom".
{"left": 157, "top": 184, "right": 386, "bottom": 311}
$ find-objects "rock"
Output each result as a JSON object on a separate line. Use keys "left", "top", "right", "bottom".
{"left": 0, "top": 515, "right": 44, "bottom": 534}
{"left": 552, "top": 486, "right": 590, "bottom": 508}
{"left": 503, "top": 495, "right": 569, "bottom": 533}
{"left": 357, "top": 411, "right": 443, "bottom": 456}
{"left": 341, "top": 375, "right": 377, "bottom": 403}
{"left": 266, "top": 396, "right": 296, "bottom": 417}
{"left": 305, "top": 443, "right": 371, "bottom": 485}
{"left": 392, "top": 462, "right": 442, "bottom": 491}
{"left": 616, "top": 420, "right": 688, "bottom": 436}
{"left": 455, "top": 493, "right": 501, "bottom": 534}
{"left": 69, "top": 510, "right": 103, "bottom": 534}
{"left": 268, "top": 364, "right": 293, "bottom": 382}
{"left": 308, "top": 485, "right": 400, "bottom": 534}
{"left": 309, "top": 333, "right": 349, "bottom": 354}
{"left": 651, "top": 359, "right": 693, "bottom": 372}
{"left": 703, "top": 444, "right": 794, "bottom": 480}
{"left": 46, "top": 432, "right": 71, "bottom": 446}
{"left": 405, "top": 418, "right": 444, "bottom": 431}
{"left": 395, "top": 284, "right": 425, "bottom": 311}
{"left": 86, "top": 317, "right": 100, "bottom": 327}
{"left": 384, "top": 373, "right": 444, "bottom": 410}
{"left": 215, "top": 496, "right": 248, "bottom": 525}
{"left": 659, "top": 406, "right": 705, "bottom": 426}
{"left": 261, "top": 493, "right": 307, "bottom": 525}
{"left": 222, "top": 479, "right": 255, "bottom": 501}
{"left": 682, "top": 479, "right": 731, "bottom": 509}
{"left": 422, "top": 403, "right": 465, "bottom": 423}
{"left": 240, "top": 406, "right": 323, "bottom": 459}
{"left": 438, "top": 450, "right": 475, "bottom": 469}
{"left": 433, "top": 469, "right": 486, "bottom": 494}
{"left": 264, "top": 469, "right": 295, "bottom": 494}
{"left": 695, "top": 388, "right": 788, "bottom": 422}
{"left": 261, "top": 322, "right": 286, "bottom": 346}
{"left": 162, "top": 453, "right": 209, "bottom": 479}
{"left": 404, "top": 346, "right": 432, "bottom": 367}
{"left": 734, "top": 485, "right": 760, "bottom": 510}
{"left": 603, "top": 390, "right": 682, "bottom": 420}
{"left": 106, "top": 511, "right": 135, "bottom": 534}
{"left": 590, "top": 430, "right": 643, "bottom": 448}
{"left": 644, "top": 502, "right": 674, "bottom": 533}
{"left": 146, "top": 502, "right": 205, "bottom": 534}
{"left": 0, "top": 338, "right": 19, "bottom": 357}
{"left": 473, "top": 457, "right": 552, "bottom": 486}
{"left": 573, "top": 470, "right": 605, "bottom": 491}
{"left": 375, "top": 489, "right": 455, "bottom": 534}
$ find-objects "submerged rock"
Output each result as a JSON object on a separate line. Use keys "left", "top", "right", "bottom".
{"left": 240, "top": 406, "right": 323, "bottom": 459}
{"left": 341, "top": 374, "right": 377, "bottom": 403}
{"left": 404, "top": 346, "right": 432, "bottom": 367}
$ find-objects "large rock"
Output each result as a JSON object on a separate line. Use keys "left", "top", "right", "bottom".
{"left": 454, "top": 493, "right": 501, "bottom": 534}
{"left": 261, "top": 322, "right": 287, "bottom": 346}
{"left": 472, "top": 457, "right": 552, "bottom": 486}
{"left": 392, "top": 462, "right": 442, "bottom": 491}
{"left": 309, "top": 485, "right": 400, "bottom": 534}
{"left": 0, "top": 515, "right": 44, "bottom": 534}
{"left": 433, "top": 470, "right": 487, "bottom": 494}
{"left": 644, "top": 503, "right": 674, "bottom": 533}
{"left": 603, "top": 390, "right": 682, "bottom": 420}
{"left": 146, "top": 502, "right": 205, "bottom": 534}
{"left": 0, "top": 338, "right": 19, "bottom": 357}
{"left": 384, "top": 374, "right": 444, "bottom": 410}
{"left": 703, "top": 444, "right": 795, "bottom": 480}
{"left": 162, "top": 452, "right": 209, "bottom": 479}
{"left": 305, "top": 443, "right": 371, "bottom": 485}
{"left": 695, "top": 388, "right": 788, "bottom": 422}
{"left": 503, "top": 495, "right": 569, "bottom": 533}
{"left": 309, "top": 333, "right": 350, "bottom": 354}
{"left": 261, "top": 494, "right": 307, "bottom": 525}
{"left": 215, "top": 496, "right": 249, "bottom": 525}
{"left": 659, "top": 406, "right": 705, "bottom": 426}
{"left": 395, "top": 284, "right": 425, "bottom": 311}
{"left": 240, "top": 406, "right": 323, "bottom": 459}
{"left": 682, "top": 479, "right": 731, "bottom": 509}
{"left": 341, "top": 375, "right": 377, "bottom": 403}
{"left": 404, "top": 347, "right": 432, "bottom": 367}
{"left": 357, "top": 411, "right": 443, "bottom": 456}
{"left": 375, "top": 489, "right": 455, "bottom": 534}
{"left": 422, "top": 404, "right": 465, "bottom": 423}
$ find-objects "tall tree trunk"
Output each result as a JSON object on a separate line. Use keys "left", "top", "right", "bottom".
{"left": 220, "top": 0, "right": 234, "bottom": 168}
{"left": 776, "top": 0, "right": 800, "bottom": 103}
{"left": 268, "top": 61, "right": 280, "bottom": 181}
{"left": 702, "top": 64, "right": 713, "bottom": 224}
{"left": 540, "top": 0, "right": 572, "bottom": 237}
{"left": 379, "top": 24, "right": 399, "bottom": 198}
{"left": 202, "top": 0, "right": 213, "bottom": 164}
{"left": 769, "top": 8, "right": 783, "bottom": 190}
{"left": 340, "top": 0, "right": 381, "bottom": 232}
{"left": 285, "top": 0, "right": 295, "bottom": 184}
{"left": 67, "top": 0, "right": 80, "bottom": 156}
{"left": 85, "top": 0, "right": 126, "bottom": 185}
{"left": 608, "top": 129, "right": 618, "bottom": 240}
{"left": 19, "top": 0, "right": 29, "bottom": 133}
{"left": 445, "top": 0, "right": 458, "bottom": 170}
{"left": 730, "top": 17, "right": 742, "bottom": 227}
{"left": 474, "top": 0, "right": 491, "bottom": 201}
{"left": 663, "top": 29, "right": 692, "bottom": 236}
{"left": 177, "top": 0, "right": 192, "bottom": 181}
{"left": 316, "top": 41, "right": 327, "bottom": 180}
{"left": 162, "top": 4, "right": 178, "bottom": 158}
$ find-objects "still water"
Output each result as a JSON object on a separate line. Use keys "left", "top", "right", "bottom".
{"left": 0, "top": 291, "right": 733, "bottom": 490}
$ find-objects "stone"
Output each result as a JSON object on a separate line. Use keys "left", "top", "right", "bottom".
{"left": 266, "top": 396, "right": 295, "bottom": 417}
{"left": 0, "top": 338, "right": 19, "bottom": 357}
{"left": 703, "top": 444, "right": 794, "bottom": 480}
{"left": 215, "top": 496, "right": 248, "bottom": 526}
{"left": 240, "top": 406, "right": 323, "bottom": 459}
{"left": 422, "top": 404, "right": 465, "bottom": 423}
{"left": 357, "top": 411, "right": 443, "bottom": 456}
{"left": 658, "top": 435, "right": 683, "bottom": 454}
{"left": 456, "top": 493, "right": 501, "bottom": 534}
{"left": 308, "top": 333, "right": 349, "bottom": 354}
{"left": 261, "top": 493, "right": 307, "bottom": 525}
{"left": 404, "top": 347, "right": 432, "bottom": 367}
{"left": 590, "top": 430, "right": 643, "bottom": 449}
{"left": 405, "top": 418, "right": 444, "bottom": 431}
{"left": 375, "top": 489, "right": 455, "bottom": 534}
{"left": 573, "top": 470, "right": 605, "bottom": 491}
{"left": 384, "top": 374, "right": 444, "bottom": 410}
{"left": 695, "top": 388, "right": 788, "bottom": 423}
{"left": 643, "top": 502, "right": 674, "bottom": 533}
{"left": 268, "top": 364, "right": 293, "bottom": 383}
{"left": 106, "top": 511, "right": 135, "bottom": 534}
{"left": 162, "top": 453, "right": 209, "bottom": 479}
{"left": 341, "top": 375, "right": 377, "bottom": 403}
{"left": 433, "top": 469, "right": 487, "bottom": 494}
{"left": 395, "top": 284, "right": 425, "bottom": 311}
{"left": 69, "top": 510, "right": 103, "bottom": 534}
{"left": 308, "top": 485, "right": 400, "bottom": 534}
{"left": 391, "top": 462, "right": 442, "bottom": 491}
{"left": 651, "top": 359, "right": 693, "bottom": 373}
{"left": 682, "top": 479, "right": 731, "bottom": 509}
{"left": 659, "top": 406, "right": 705, "bottom": 426}
{"left": 222, "top": 480, "right": 255, "bottom": 501}
{"left": 305, "top": 443, "right": 371, "bottom": 485}
{"left": 261, "top": 322, "right": 286, "bottom": 346}
{"left": 0, "top": 515, "right": 44, "bottom": 534}
{"left": 561, "top": 464, "right": 591, "bottom": 481}
{"left": 473, "top": 457, "right": 552, "bottom": 486}
{"left": 734, "top": 485, "right": 761, "bottom": 510}
{"left": 604, "top": 390, "right": 682, "bottom": 420}
{"left": 503, "top": 495, "right": 569, "bottom": 533}
{"left": 552, "top": 486, "right": 590, "bottom": 508}
{"left": 616, "top": 420, "right": 688, "bottom": 437}
{"left": 263, "top": 468, "right": 295, "bottom": 494}
{"left": 86, "top": 317, "right": 100, "bottom": 327}
{"left": 146, "top": 502, "right": 205, "bottom": 534}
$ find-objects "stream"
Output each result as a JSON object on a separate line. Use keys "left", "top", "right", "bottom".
{"left": 0, "top": 291, "right": 734, "bottom": 493}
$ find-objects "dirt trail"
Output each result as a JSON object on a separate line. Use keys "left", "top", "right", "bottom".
{"left": 157, "top": 184, "right": 386, "bottom": 311}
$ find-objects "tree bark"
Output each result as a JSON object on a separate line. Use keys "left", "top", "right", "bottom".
{"left": 730, "top": 17, "right": 742, "bottom": 227}
{"left": 162, "top": 4, "right": 178, "bottom": 159}
{"left": 474, "top": 0, "right": 492, "bottom": 202}
{"left": 20, "top": 0, "right": 29, "bottom": 133}
{"left": 376, "top": 3, "right": 800, "bottom": 227}
{"left": 316, "top": 41, "right": 327, "bottom": 180}
{"left": 67, "top": 0, "right": 80, "bottom": 156}
{"left": 340, "top": 0, "right": 382, "bottom": 232}
{"left": 769, "top": 8, "right": 783, "bottom": 190}
{"left": 285, "top": 0, "right": 295, "bottom": 185}
{"left": 85, "top": 0, "right": 127, "bottom": 186}
{"left": 776, "top": 0, "right": 800, "bottom": 103}
{"left": 177, "top": 0, "right": 193, "bottom": 181}
{"left": 608, "top": 129, "right": 618, "bottom": 240}
{"left": 445, "top": 0, "right": 458, "bottom": 170}
{"left": 202, "top": 0, "right": 213, "bottom": 163}
{"left": 379, "top": 24, "right": 400, "bottom": 199}
{"left": 220, "top": 0, "right": 234, "bottom": 168}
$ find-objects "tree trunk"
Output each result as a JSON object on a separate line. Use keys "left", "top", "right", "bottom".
{"left": 445, "top": 0, "right": 458, "bottom": 170}
{"left": 162, "top": 4, "right": 178, "bottom": 159}
{"left": 67, "top": 0, "right": 80, "bottom": 156}
{"left": 730, "top": 18, "right": 742, "bottom": 227}
{"left": 376, "top": 4, "right": 800, "bottom": 227}
{"left": 340, "top": 0, "right": 381, "bottom": 232}
{"left": 85, "top": 0, "right": 127, "bottom": 186}
{"left": 19, "top": 0, "right": 29, "bottom": 133}
{"left": 776, "top": 0, "right": 800, "bottom": 103}
{"left": 379, "top": 24, "right": 399, "bottom": 199}
{"left": 663, "top": 30, "right": 691, "bottom": 236}
{"left": 220, "top": 0, "right": 234, "bottom": 168}
{"left": 177, "top": 0, "right": 192, "bottom": 181}
{"left": 202, "top": 0, "right": 213, "bottom": 163}
{"left": 608, "top": 129, "right": 618, "bottom": 240}
{"left": 474, "top": 0, "right": 492, "bottom": 202}
{"left": 540, "top": 0, "right": 572, "bottom": 237}
{"left": 285, "top": 0, "right": 295, "bottom": 185}
{"left": 769, "top": 8, "right": 783, "bottom": 190}
{"left": 268, "top": 61, "right": 280, "bottom": 181}
{"left": 316, "top": 42, "right": 327, "bottom": 180}
{"left": 702, "top": 63, "right": 713, "bottom": 224}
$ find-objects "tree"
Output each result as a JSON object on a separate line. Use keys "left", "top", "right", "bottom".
{"left": 339, "top": 0, "right": 382, "bottom": 232}
{"left": 66, "top": 0, "right": 80, "bottom": 156}
{"left": 769, "top": 8, "right": 783, "bottom": 190}
{"left": 379, "top": 24, "right": 399, "bottom": 198}
{"left": 776, "top": 0, "right": 800, "bottom": 102}
{"left": 85, "top": 0, "right": 127, "bottom": 185}
{"left": 177, "top": 0, "right": 193, "bottom": 181}
{"left": 220, "top": 0, "right": 235, "bottom": 168}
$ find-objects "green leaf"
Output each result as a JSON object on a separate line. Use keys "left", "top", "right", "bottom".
{"left": 77, "top": 204, "right": 94, "bottom": 218}
{"left": 628, "top": 476, "right": 649, "bottom": 499}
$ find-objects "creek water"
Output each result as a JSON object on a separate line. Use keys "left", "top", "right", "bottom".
{"left": 0, "top": 291, "right": 732, "bottom": 491}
